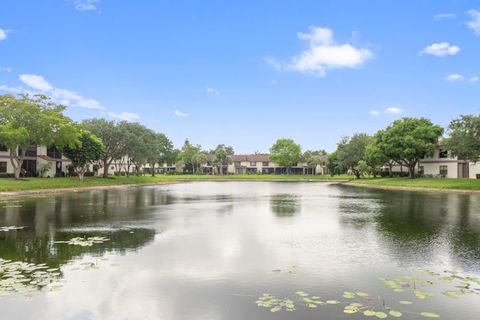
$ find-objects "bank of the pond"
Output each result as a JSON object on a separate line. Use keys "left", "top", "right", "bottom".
{"left": 0, "top": 175, "right": 351, "bottom": 196}
{"left": 346, "top": 177, "right": 480, "bottom": 193}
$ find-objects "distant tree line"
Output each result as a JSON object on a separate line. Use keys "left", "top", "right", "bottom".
{"left": 327, "top": 116, "right": 480, "bottom": 179}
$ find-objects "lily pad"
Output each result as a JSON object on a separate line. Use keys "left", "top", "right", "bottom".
{"left": 421, "top": 312, "right": 440, "bottom": 318}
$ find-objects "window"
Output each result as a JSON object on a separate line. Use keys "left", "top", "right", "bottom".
{"left": 0, "top": 144, "right": 7, "bottom": 152}
{"left": 234, "top": 161, "right": 241, "bottom": 167}
{"left": 47, "top": 145, "right": 62, "bottom": 159}
{"left": 0, "top": 162, "right": 7, "bottom": 173}
{"left": 262, "top": 161, "right": 269, "bottom": 166}
{"left": 419, "top": 166, "right": 424, "bottom": 174}
{"left": 439, "top": 165, "right": 448, "bottom": 176}
{"left": 250, "top": 161, "right": 257, "bottom": 166}
{"left": 439, "top": 149, "right": 448, "bottom": 158}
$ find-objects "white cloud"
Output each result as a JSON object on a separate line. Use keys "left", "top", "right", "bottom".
{"left": 51, "top": 88, "right": 104, "bottom": 110}
{"left": 369, "top": 110, "right": 380, "bottom": 116}
{"left": 20, "top": 74, "right": 54, "bottom": 91}
{"left": 434, "top": 13, "right": 456, "bottom": 20}
{"left": 0, "top": 66, "right": 12, "bottom": 72}
{"left": 467, "top": 9, "right": 480, "bottom": 36}
{"left": 0, "top": 28, "right": 7, "bottom": 41}
{"left": 108, "top": 112, "right": 140, "bottom": 122}
{"left": 470, "top": 76, "right": 479, "bottom": 83}
{"left": 14, "top": 73, "right": 105, "bottom": 110}
{"left": 0, "top": 84, "right": 33, "bottom": 95}
{"left": 420, "top": 42, "right": 460, "bottom": 57}
{"left": 206, "top": 87, "right": 220, "bottom": 95}
{"left": 174, "top": 110, "right": 189, "bottom": 117}
{"left": 265, "top": 26, "right": 373, "bottom": 77}
{"left": 271, "top": 80, "right": 277, "bottom": 85}
{"left": 74, "top": 0, "right": 99, "bottom": 12}
{"left": 385, "top": 107, "right": 403, "bottom": 114}
{"left": 445, "top": 74, "right": 464, "bottom": 81}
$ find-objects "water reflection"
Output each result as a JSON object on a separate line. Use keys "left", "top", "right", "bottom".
{"left": 270, "top": 194, "right": 300, "bottom": 217}
{"left": 1, "top": 182, "right": 480, "bottom": 320}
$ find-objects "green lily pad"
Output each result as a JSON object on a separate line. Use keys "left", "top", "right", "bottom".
{"left": 375, "top": 311, "right": 388, "bottom": 319}
{"left": 421, "top": 312, "right": 440, "bottom": 318}
{"left": 389, "top": 310, "right": 402, "bottom": 317}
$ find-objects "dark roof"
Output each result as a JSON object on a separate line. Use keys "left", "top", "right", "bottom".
{"left": 232, "top": 154, "right": 270, "bottom": 162}
{"left": 38, "top": 155, "right": 57, "bottom": 162}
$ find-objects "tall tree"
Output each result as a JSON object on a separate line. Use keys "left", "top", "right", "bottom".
{"left": 269, "top": 139, "right": 302, "bottom": 174}
{"left": 147, "top": 133, "right": 174, "bottom": 176}
{"left": 213, "top": 144, "right": 234, "bottom": 175}
{"left": 445, "top": 115, "right": 480, "bottom": 162}
{"left": 83, "top": 119, "right": 126, "bottom": 178}
{"left": 0, "top": 94, "right": 79, "bottom": 179}
{"left": 62, "top": 130, "right": 105, "bottom": 180}
{"left": 177, "top": 140, "right": 202, "bottom": 173}
{"left": 378, "top": 118, "right": 443, "bottom": 178}
{"left": 365, "top": 141, "right": 388, "bottom": 178}
{"left": 336, "top": 133, "right": 371, "bottom": 179}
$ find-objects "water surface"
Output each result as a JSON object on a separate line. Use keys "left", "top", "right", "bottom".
{"left": 1, "top": 181, "right": 479, "bottom": 319}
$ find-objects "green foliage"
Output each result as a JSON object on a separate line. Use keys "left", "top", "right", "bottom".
{"left": 269, "top": 139, "right": 302, "bottom": 172}
{"left": 445, "top": 115, "right": 480, "bottom": 162}
{"left": 82, "top": 118, "right": 126, "bottom": 177}
{"left": 62, "top": 131, "right": 105, "bottom": 180}
{"left": 177, "top": 139, "right": 204, "bottom": 173}
{"left": 37, "top": 163, "right": 51, "bottom": 178}
{"left": 213, "top": 144, "right": 234, "bottom": 175}
{"left": 336, "top": 133, "right": 371, "bottom": 179}
{"left": 365, "top": 140, "right": 388, "bottom": 178}
{"left": 302, "top": 150, "right": 327, "bottom": 167}
{"left": 0, "top": 94, "right": 80, "bottom": 178}
{"left": 376, "top": 118, "right": 443, "bottom": 178}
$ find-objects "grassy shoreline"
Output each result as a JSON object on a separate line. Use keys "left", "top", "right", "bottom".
{"left": 0, "top": 174, "right": 351, "bottom": 193}
{"left": 348, "top": 177, "right": 480, "bottom": 191}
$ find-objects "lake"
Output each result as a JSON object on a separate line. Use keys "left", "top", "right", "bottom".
{"left": 1, "top": 181, "right": 479, "bottom": 319}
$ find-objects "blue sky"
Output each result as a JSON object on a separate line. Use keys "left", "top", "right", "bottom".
{"left": 1, "top": 1, "right": 479, "bottom": 153}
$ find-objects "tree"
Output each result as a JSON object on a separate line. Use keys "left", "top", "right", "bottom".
{"left": 62, "top": 131, "right": 105, "bottom": 180}
{"left": 365, "top": 141, "right": 388, "bottom": 178}
{"left": 302, "top": 150, "right": 327, "bottom": 167}
{"left": 213, "top": 144, "right": 234, "bottom": 175}
{"left": 0, "top": 94, "right": 80, "bottom": 179}
{"left": 149, "top": 133, "right": 174, "bottom": 176}
{"left": 378, "top": 118, "right": 443, "bottom": 178}
{"left": 83, "top": 119, "right": 126, "bottom": 178}
{"left": 119, "top": 122, "right": 156, "bottom": 175}
{"left": 269, "top": 139, "right": 301, "bottom": 174}
{"left": 326, "top": 151, "right": 342, "bottom": 176}
{"left": 445, "top": 115, "right": 480, "bottom": 162}
{"left": 177, "top": 140, "right": 203, "bottom": 173}
{"left": 336, "top": 133, "right": 371, "bottom": 179}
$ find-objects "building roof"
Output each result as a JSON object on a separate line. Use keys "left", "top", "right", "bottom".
{"left": 232, "top": 154, "right": 270, "bottom": 162}
{"left": 38, "top": 155, "right": 58, "bottom": 162}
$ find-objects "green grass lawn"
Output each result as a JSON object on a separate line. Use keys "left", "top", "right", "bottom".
{"left": 349, "top": 177, "right": 480, "bottom": 190}
{"left": 0, "top": 174, "right": 351, "bottom": 192}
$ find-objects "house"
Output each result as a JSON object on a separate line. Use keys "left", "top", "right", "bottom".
{"left": 228, "top": 154, "right": 328, "bottom": 175}
{"left": 380, "top": 145, "right": 480, "bottom": 179}
{"left": 0, "top": 144, "right": 72, "bottom": 177}
{"left": 419, "top": 145, "right": 479, "bottom": 179}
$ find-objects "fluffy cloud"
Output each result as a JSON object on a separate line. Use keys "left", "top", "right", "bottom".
{"left": 19, "top": 74, "right": 54, "bottom": 91}
{"left": 174, "top": 110, "right": 189, "bottom": 117}
{"left": 434, "top": 13, "right": 456, "bottom": 20}
{"left": 265, "top": 26, "right": 373, "bottom": 77}
{"left": 470, "top": 76, "right": 479, "bottom": 83}
{"left": 74, "top": 0, "right": 100, "bottom": 12}
{"left": 467, "top": 9, "right": 480, "bottom": 36}
{"left": 445, "top": 74, "right": 464, "bottom": 81}
{"left": 0, "top": 28, "right": 7, "bottom": 41}
{"left": 10, "top": 73, "right": 105, "bottom": 110}
{"left": 206, "top": 87, "right": 220, "bottom": 95}
{"left": 385, "top": 107, "right": 403, "bottom": 114}
{"left": 421, "top": 42, "right": 460, "bottom": 57}
{"left": 369, "top": 110, "right": 380, "bottom": 116}
{"left": 108, "top": 112, "right": 140, "bottom": 122}
{"left": 0, "top": 66, "right": 12, "bottom": 72}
